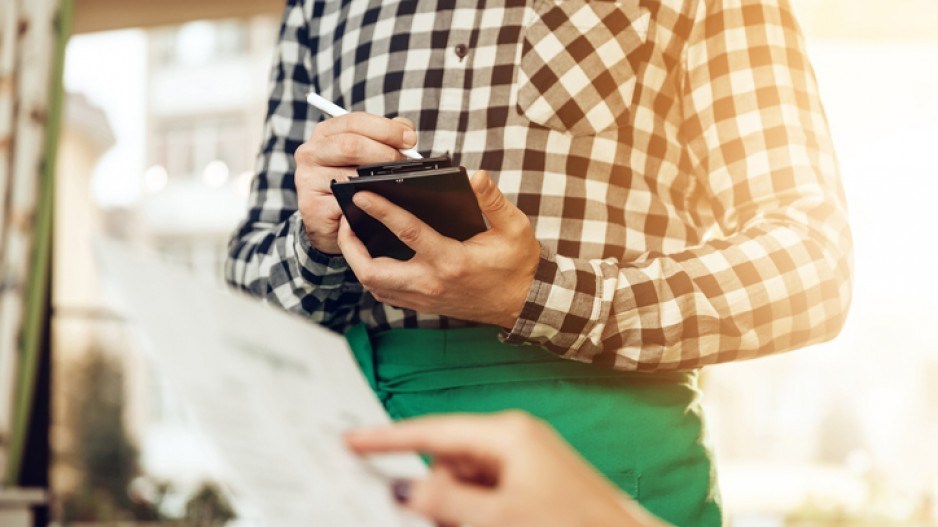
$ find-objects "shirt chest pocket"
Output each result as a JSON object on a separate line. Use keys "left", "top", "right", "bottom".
{"left": 516, "top": 0, "right": 650, "bottom": 136}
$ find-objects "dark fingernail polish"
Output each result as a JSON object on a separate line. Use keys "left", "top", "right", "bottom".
{"left": 391, "top": 479, "right": 411, "bottom": 504}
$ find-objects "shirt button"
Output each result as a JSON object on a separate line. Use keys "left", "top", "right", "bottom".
{"left": 454, "top": 43, "right": 469, "bottom": 59}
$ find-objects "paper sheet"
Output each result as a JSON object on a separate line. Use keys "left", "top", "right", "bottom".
{"left": 95, "top": 239, "right": 430, "bottom": 527}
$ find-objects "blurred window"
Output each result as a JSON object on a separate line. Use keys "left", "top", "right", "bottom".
{"left": 153, "top": 115, "right": 247, "bottom": 180}
{"left": 154, "top": 20, "right": 249, "bottom": 67}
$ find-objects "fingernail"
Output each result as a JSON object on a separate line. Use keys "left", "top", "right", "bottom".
{"left": 353, "top": 193, "right": 371, "bottom": 209}
{"left": 391, "top": 479, "right": 411, "bottom": 504}
{"left": 403, "top": 130, "right": 417, "bottom": 148}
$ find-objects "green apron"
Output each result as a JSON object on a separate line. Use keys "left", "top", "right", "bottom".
{"left": 346, "top": 324, "right": 722, "bottom": 526}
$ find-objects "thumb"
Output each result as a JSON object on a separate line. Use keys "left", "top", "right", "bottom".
{"left": 405, "top": 468, "right": 499, "bottom": 527}
{"left": 470, "top": 170, "right": 516, "bottom": 229}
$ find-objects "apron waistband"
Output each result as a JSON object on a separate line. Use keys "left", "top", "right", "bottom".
{"left": 346, "top": 323, "right": 696, "bottom": 394}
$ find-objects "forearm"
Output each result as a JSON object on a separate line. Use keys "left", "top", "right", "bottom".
{"left": 226, "top": 210, "right": 365, "bottom": 332}
{"left": 504, "top": 199, "right": 853, "bottom": 370}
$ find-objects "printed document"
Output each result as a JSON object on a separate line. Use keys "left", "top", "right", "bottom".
{"left": 96, "top": 239, "right": 430, "bottom": 527}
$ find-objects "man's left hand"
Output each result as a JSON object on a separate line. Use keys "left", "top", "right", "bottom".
{"left": 336, "top": 170, "right": 540, "bottom": 329}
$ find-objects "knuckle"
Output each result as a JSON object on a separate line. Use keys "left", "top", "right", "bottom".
{"left": 439, "top": 259, "right": 465, "bottom": 281}
{"left": 343, "top": 113, "right": 371, "bottom": 137}
{"left": 422, "top": 279, "right": 445, "bottom": 298}
{"left": 486, "top": 191, "right": 508, "bottom": 213}
{"left": 382, "top": 121, "right": 399, "bottom": 142}
{"left": 294, "top": 142, "right": 313, "bottom": 164}
{"left": 508, "top": 215, "right": 533, "bottom": 238}
{"left": 502, "top": 410, "right": 538, "bottom": 438}
{"left": 396, "top": 224, "right": 421, "bottom": 244}
{"left": 338, "top": 135, "right": 360, "bottom": 158}
{"left": 347, "top": 111, "right": 367, "bottom": 128}
{"left": 332, "top": 114, "right": 354, "bottom": 134}
{"left": 355, "top": 268, "right": 374, "bottom": 287}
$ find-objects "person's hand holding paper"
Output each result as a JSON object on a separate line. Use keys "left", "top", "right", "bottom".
{"left": 347, "top": 412, "right": 671, "bottom": 527}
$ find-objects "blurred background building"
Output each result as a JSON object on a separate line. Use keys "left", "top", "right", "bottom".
{"left": 52, "top": 4, "right": 279, "bottom": 523}
{"left": 139, "top": 18, "right": 273, "bottom": 279}
{"left": 49, "top": 0, "right": 938, "bottom": 525}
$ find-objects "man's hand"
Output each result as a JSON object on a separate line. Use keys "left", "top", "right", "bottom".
{"left": 294, "top": 113, "right": 417, "bottom": 254}
{"left": 336, "top": 170, "right": 540, "bottom": 328}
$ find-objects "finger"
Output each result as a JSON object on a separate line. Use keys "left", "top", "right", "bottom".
{"left": 367, "top": 288, "right": 404, "bottom": 308}
{"left": 295, "top": 165, "right": 357, "bottom": 193}
{"left": 436, "top": 455, "right": 500, "bottom": 488}
{"left": 311, "top": 133, "right": 404, "bottom": 167}
{"left": 367, "top": 288, "right": 429, "bottom": 311}
{"left": 470, "top": 170, "right": 521, "bottom": 231}
{"left": 315, "top": 112, "right": 417, "bottom": 149}
{"left": 337, "top": 215, "right": 376, "bottom": 273}
{"left": 352, "top": 191, "right": 451, "bottom": 257}
{"left": 337, "top": 216, "right": 425, "bottom": 292}
{"left": 346, "top": 413, "right": 517, "bottom": 458}
{"left": 405, "top": 468, "right": 499, "bottom": 527}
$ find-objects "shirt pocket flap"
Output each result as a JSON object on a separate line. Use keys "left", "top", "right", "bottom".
{"left": 517, "top": 0, "right": 650, "bottom": 136}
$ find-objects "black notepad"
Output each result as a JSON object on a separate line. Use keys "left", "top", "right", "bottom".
{"left": 331, "top": 156, "right": 487, "bottom": 260}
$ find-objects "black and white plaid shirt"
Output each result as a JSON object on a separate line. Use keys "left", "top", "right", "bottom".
{"left": 227, "top": 0, "right": 853, "bottom": 371}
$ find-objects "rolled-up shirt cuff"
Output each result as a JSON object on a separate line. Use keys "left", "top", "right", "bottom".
{"left": 499, "top": 243, "right": 617, "bottom": 361}
{"left": 290, "top": 211, "right": 351, "bottom": 288}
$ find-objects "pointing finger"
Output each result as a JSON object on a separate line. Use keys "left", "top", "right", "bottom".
{"left": 337, "top": 216, "right": 427, "bottom": 293}
{"left": 352, "top": 192, "right": 453, "bottom": 257}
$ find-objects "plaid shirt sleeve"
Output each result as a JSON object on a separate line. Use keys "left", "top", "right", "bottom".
{"left": 503, "top": 0, "right": 853, "bottom": 371}
{"left": 225, "top": 0, "right": 365, "bottom": 332}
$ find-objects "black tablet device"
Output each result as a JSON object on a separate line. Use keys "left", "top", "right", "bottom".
{"left": 331, "top": 156, "right": 487, "bottom": 260}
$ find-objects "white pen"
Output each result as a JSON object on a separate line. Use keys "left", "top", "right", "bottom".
{"left": 306, "top": 92, "right": 423, "bottom": 160}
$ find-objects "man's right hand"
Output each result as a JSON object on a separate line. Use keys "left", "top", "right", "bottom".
{"left": 293, "top": 112, "right": 417, "bottom": 255}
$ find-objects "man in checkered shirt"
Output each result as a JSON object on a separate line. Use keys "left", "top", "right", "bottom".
{"left": 227, "top": 0, "right": 852, "bottom": 524}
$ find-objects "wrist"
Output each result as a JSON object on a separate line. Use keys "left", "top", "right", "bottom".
{"left": 289, "top": 211, "right": 351, "bottom": 278}
{"left": 303, "top": 225, "right": 341, "bottom": 256}
{"left": 312, "top": 240, "right": 342, "bottom": 257}
{"left": 294, "top": 215, "right": 343, "bottom": 260}
{"left": 499, "top": 240, "right": 540, "bottom": 328}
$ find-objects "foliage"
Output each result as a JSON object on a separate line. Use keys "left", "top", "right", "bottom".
{"left": 59, "top": 347, "right": 162, "bottom": 523}
{"left": 184, "top": 482, "right": 237, "bottom": 527}
{"left": 58, "top": 346, "right": 239, "bottom": 525}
